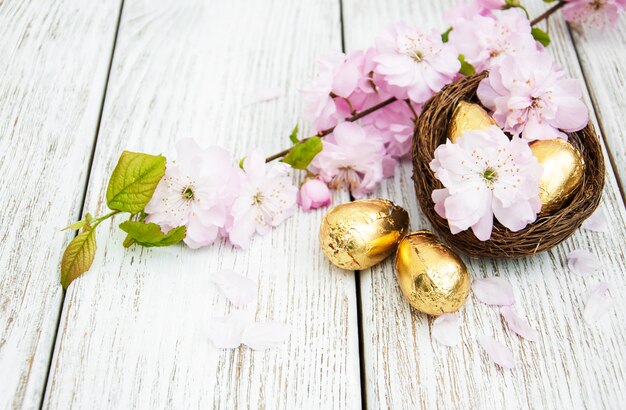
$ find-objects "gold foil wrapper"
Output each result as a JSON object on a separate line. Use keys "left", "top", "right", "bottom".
{"left": 448, "top": 101, "right": 496, "bottom": 143}
{"left": 319, "top": 198, "right": 409, "bottom": 270}
{"left": 395, "top": 230, "right": 470, "bottom": 316}
{"left": 531, "top": 139, "right": 585, "bottom": 216}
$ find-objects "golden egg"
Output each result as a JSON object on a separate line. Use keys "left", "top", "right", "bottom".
{"left": 530, "top": 139, "right": 585, "bottom": 216}
{"left": 448, "top": 101, "right": 496, "bottom": 143}
{"left": 319, "top": 199, "right": 409, "bottom": 270}
{"left": 395, "top": 230, "right": 470, "bottom": 316}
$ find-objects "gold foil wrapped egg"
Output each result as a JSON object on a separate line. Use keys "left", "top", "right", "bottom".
{"left": 448, "top": 101, "right": 496, "bottom": 143}
{"left": 395, "top": 231, "right": 470, "bottom": 316}
{"left": 530, "top": 139, "right": 585, "bottom": 216}
{"left": 319, "top": 199, "right": 409, "bottom": 270}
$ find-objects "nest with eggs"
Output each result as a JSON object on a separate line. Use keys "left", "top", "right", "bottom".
{"left": 412, "top": 71, "right": 605, "bottom": 258}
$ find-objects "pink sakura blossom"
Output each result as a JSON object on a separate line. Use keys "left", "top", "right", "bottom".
{"left": 145, "top": 139, "right": 240, "bottom": 249}
{"left": 227, "top": 149, "right": 298, "bottom": 249}
{"left": 477, "top": 0, "right": 506, "bottom": 10}
{"left": 449, "top": 9, "right": 537, "bottom": 72}
{"left": 300, "top": 50, "right": 364, "bottom": 131}
{"left": 477, "top": 50, "right": 589, "bottom": 141}
{"left": 444, "top": 1, "right": 494, "bottom": 26}
{"left": 373, "top": 23, "right": 460, "bottom": 104}
{"left": 311, "top": 122, "right": 385, "bottom": 199}
{"left": 297, "top": 179, "right": 332, "bottom": 211}
{"left": 361, "top": 99, "right": 419, "bottom": 160}
{"left": 430, "top": 126, "right": 542, "bottom": 240}
{"left": 563, "top": 0, "right": 625, "bottom": 30}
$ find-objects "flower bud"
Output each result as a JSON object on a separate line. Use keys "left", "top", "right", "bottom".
{"left": 297, "top": 179, "right": 331, "bottom": 211}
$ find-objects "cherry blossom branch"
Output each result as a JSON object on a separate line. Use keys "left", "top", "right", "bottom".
{"left": 531, "top": 1, "right": 565, "bottom": 26}
{"left": 265, "top": 2, "right": 565, "bottom": 164}
{"left": 265, "top": 96, "right": 397, "bottom": 162}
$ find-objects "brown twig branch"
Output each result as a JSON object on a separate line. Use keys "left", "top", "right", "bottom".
{"left": 531, "top": 1, "right": 565, "bottom": 26}
{"left": 265, "top": 96, "right": 397, "bottom": 162}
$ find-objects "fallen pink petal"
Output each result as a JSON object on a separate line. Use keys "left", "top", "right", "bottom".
{"left": 584, "top": 282, "right": 613, "bottom": 325}
{"left": 243, "top": 87, "right": 282, "bottom": 106}
{"left": 432, "top": 313, "right": 461, "bottom": 347}
{"left": 567, "top": 249, "right": 600, "bottom": 276}
{"left": 471, "top": 277, "right": 516, "bottom": 306}
{"left": 206, "top": 311, "right": 253, "bottom": 349}
{"left": 500, "top": 306, "right": 538, "bottom": 342}
{"left": 582, "top": 207, "right": 609, "bottom": 233}
{"left": 241, "top": 321, "right": 291, "bottom": 351}
{"left": 477, "top": 334, "right": 515, "bottom": 370}
{"left": 210, "top": 269, "right": 258, "bottom": 307}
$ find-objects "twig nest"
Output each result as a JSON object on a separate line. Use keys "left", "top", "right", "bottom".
{"left": 412, "top": 71, "right": 605, "bottom": 258}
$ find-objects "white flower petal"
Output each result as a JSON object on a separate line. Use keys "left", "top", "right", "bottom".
{"left": 582, "top": 207, "right": 609, "bottom": 233}
{"left": 471, "top": 277, "right": 515, "bottom": 306}
{"left": 206, "top": 311, "right": 253, "bottom": 349}
{"left": 432, "top": 313, "right": 461, "bottom": 347}
{"left": 567, "top": 249, "right": 600, "bottom": 277}
{"left": 211, "top": 269, "right": 258, "bottom": 307}
{"left": 241, "top": 321, "right": 291, "bottom": 351}
{"left": 477, "top": 334, "right": 515, "bottom": 369}
{"left": 583, "top": 282, "right": 613, "bottom": 325}
{"left": 244, "top": 87, "right": 282, "bottom": 106}
{"left": 500, "top": 306, "right": 538, "bottom": 342}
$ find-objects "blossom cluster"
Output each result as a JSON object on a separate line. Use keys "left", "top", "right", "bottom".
{"left": 299, "top": 3, "right": 547, "bottom": 200}
{"left": 563, "top": 0, "right": 626, "bottom": 30}
{"left": 145, "top": 0, "right": 606, "bottom": 246}
{"left": 145, "top": 140, "right": 297, "bottom": 249}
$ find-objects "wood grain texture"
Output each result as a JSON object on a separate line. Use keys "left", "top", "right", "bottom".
{"left": 43, "top": 0, "right": 362, "bottom": 408}
{"left": 568, "top": 20, "right": 626, "bottom": 194}
{"left": 0, "top": 1, "right": 121, "bottom": 408}
{"left": 342, "top": 1, "right": 626, "bottom": 408}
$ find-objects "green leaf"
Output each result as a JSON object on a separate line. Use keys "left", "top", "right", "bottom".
{"left": 61, "top": 224, "right": 97, "bottom": 289}
{"left": 106, "top": 151, "right": 166, "bottom": 213}
{"left": 289, "top": 124, "right": 299, "bottom": 144}
{"left": 62, "top": 219, "right": 87, "bottom": 231}
{"left": 458, "top": 55, "right": 476, "bottom": 76}
{"left": 531, "top": 27, "right": 551, "bottom": 47}
{"left": 543, "top": 0, "right": 558, "bottom": 3}
{"left": 280, "top": 137, "right": 323, "bottom": 170}
{"left": 122, "top": 234, "right": 136, "bottom": 248}
{"left": 441, "top": 27, "right": 452, "bottom": 43}
{"left": 119, "top": 221, "right": 186, "bottom": 248}
{"left": 61, "top": 213, "right": 95, "bottom": 231}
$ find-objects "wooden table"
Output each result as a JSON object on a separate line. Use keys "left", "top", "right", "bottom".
{"left": 1, "top": 0, "right": 625, "bottom": 408}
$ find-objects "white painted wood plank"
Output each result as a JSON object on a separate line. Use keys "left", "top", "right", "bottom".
{"left": 568, "top": 21, "right": 626, "bottom": 192}
{"left": 343, "top": 1, "right": 626, "bottom": 408}
{"left": 43, "top": 0, "right": 362, "bottom": 408}
{"left": 0, "top": 1, "right": 121, "bottom": 408}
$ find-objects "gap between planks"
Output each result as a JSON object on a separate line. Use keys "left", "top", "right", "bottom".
{"left": 564, "top": 25, "right": 626, "bottom": 205}
{"left": 39, "top": 1, "right": 126, "bottom": 407}
{"left": 337, "top": 0, "right": 370, "bottom": 406}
